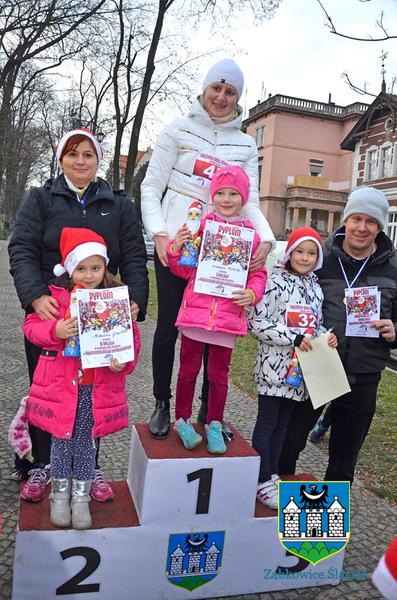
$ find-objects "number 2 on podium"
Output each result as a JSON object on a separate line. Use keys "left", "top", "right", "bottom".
{"left": 187, "top": 468, "right": 213, "bottom": 514}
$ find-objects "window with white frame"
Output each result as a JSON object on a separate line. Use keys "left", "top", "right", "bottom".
{"left": 379, "top": 144, "right": 393, "bottom": 178}
{"left": 387, "top": 209, "right": 397, "bottom": 248}
{"left": 365, "top": 148, "right": 378, "bottom": 181}
{"left": 255, "top": 126, "right": 265, "bottom": 147}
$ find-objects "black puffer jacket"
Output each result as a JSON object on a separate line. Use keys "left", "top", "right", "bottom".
{"left": 318, "top": 227, "right": 397, "bottom": 377}
{"left": 8, "top": 175, "right": 148, "bottom": 320}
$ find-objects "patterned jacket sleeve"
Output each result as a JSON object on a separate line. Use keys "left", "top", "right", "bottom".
{"left": 248, "top": 278, "right": 297, "bottom": 346}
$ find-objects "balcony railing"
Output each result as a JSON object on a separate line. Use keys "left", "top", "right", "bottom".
{"left": 248, "top": 94, "right": 369, "bottom": 120}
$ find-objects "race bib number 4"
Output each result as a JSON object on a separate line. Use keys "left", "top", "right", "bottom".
{"left": 286, "top": 304, "right": 316, "bottom": 329}
{"left": 191, "top": 152, "right": 231, "bottom": 188}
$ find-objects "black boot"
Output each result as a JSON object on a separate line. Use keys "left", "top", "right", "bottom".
{"left": 149, "top": 399, "right": 171, "bottom": 438}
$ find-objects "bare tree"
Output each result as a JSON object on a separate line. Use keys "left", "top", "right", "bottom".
{"left": 123, "top": 0, "right": 175, "bottom": 195}
{"left": 123, "top": 0, "right": 282, "bottom": 197}
{"left": 0, "top": 0, "right": 282, "bottom": 211}
{"left": 69, "top": 58, "right": 114, "bottom": 135}
{"left": 316, "top": 0, "right": 397, "bottom": 42}
{"left": 0, "top": 0, "right": 108, "bottom": 191}
{"left": 109, "top": 0, "right": 143, "bottom": 187}
{"left": 3, "top": 74, "right": 50, "bottom": 220}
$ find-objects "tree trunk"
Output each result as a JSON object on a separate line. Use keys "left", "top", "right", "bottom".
{"left": 124, "top": 0, "right": 174, "bottom": 197}
{"left": 113, "top": 125, "right": 124, "bottom": 188}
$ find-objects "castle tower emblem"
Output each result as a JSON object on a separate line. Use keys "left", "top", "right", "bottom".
{"left": 278, "top": 481, "right": 350, "bottom": 565}
{"left": 166, "top": 531, "right": 225, "bottom": 591}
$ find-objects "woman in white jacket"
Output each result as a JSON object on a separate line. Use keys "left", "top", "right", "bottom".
{"left": 141, "top": 58, "right": 275, "bottom": 439}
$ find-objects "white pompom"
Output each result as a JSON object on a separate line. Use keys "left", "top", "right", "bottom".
{"left": 53, "top": 264, "right": 66, "bottom": 277}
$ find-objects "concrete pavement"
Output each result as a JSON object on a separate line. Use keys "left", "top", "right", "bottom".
{"left": 0, "top": 240, "right": 396, "bottom": 600}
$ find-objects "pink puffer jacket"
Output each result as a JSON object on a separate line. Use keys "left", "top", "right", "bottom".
{"left": 23, "top": 285, "right": 140, "bottom": 439}
{"left": 167, "top": 212, "right": 266, "bottom": 336}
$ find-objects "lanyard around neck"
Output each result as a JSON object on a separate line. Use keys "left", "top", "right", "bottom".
{"left": 300, "top": 275, "right": 320, "bottom": 323}
{"left": 338, "top": 255, "right": 371, "bottom": 289}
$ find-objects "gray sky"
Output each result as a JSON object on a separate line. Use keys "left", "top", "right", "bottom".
{"left": 235, "top": 0, "right": 397, "bottom": 109}
{"left": 145, "top": 0, "right": 397, "bottom": 141}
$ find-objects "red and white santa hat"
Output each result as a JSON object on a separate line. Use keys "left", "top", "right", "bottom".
{"left": 372, "top": 537, "right": 397, "bottom": 600}
{"left": 188, "top": 201, "right": 203, "bottom": 212}
{"left": 187, "top": 201, "right": 203, "bottom": 216}
{"left": 282, "top": 226, "right": 323, "bottom": 271}
{"left": 53, "top": 227, "right": 109, "bottom": 277}
{"left": 55, "top": 128, "right": 103, "bottom": 163}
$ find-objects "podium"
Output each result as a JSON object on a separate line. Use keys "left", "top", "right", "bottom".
{"left": 12, "top": 424, "right": 344, "bottom": 599}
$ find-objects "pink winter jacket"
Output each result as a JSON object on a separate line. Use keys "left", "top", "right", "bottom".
{"left": 167, "top": 212, "right": 267, "bottom": 336}
{"left": 23, "top": 285, "right": 141, "bottom": 439}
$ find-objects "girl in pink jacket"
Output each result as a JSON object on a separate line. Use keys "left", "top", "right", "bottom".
{"left": 23, "top": 228, "right": 140, "bottom": 529}
{"left": 167, "top": 166, "right": 266, "bottom": 454}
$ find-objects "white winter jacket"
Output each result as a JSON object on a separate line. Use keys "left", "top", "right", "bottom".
{"left": 248, "top": 265, "right": 325, "bottom": 401}
{"left": 141, "top": 99, "right": 275, "bottom": 243}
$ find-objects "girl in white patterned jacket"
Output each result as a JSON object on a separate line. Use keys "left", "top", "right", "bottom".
{"left": 248, "top": 227, "right": 337, "bottom": 509}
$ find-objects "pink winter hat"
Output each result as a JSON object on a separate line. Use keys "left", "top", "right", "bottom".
{"left": 210, "top": 166, "right": 250, "bottom": 205}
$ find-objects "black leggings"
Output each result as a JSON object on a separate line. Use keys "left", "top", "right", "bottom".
{"left": 152, "top": 253, "right": 209, "bottom": 407}
{"left": 252, "top": 395, "right": 296, "bottom": 482}
{"left": 152, "top": 253, "right": 188, "bottom": 402}
{"left": 278, "top": 400, "right": 322, "bottom": 476}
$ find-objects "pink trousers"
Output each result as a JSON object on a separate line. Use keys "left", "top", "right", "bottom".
{"left": 175, "top": 334, "right": 233, "bottom": 424}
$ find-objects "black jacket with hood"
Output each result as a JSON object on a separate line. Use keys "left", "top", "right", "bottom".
{"left": 317, "top": 227, "right": 397, "bottom": 381}
{"left": 8, "top": 175, "right": 148, "bottom": 321}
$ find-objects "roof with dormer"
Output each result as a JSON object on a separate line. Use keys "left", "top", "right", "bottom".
{"left": 341, "top": 91, "right": 397, "bottom": 151}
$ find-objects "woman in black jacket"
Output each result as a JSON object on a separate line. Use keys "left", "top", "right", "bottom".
{"left": 8, "top": 128, "right": 148, "bottom": 502}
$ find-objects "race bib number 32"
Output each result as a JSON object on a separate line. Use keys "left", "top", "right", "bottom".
{"left": 286, "top": 304, "right": 316, "bottom": 329}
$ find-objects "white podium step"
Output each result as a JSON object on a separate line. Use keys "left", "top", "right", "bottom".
{"left": 12, "top": 423, "right": 345, "bottom": 599}
{"left": 127, "top": 422, "right": 260, "bottom": 525}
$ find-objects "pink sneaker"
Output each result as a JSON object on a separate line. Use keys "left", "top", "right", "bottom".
{"left": 91, "top": 469, "right": 114, "bottom": 502}
{"left": 20, "top": 465, "right": 51, "bottom": 502}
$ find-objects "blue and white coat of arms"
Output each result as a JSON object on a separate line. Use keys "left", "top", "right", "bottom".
{"left": 165, "top": 530, "right": 225, "bottom": 591}
{"left": 278, "top": 481, "right": 350, "bottom": 565}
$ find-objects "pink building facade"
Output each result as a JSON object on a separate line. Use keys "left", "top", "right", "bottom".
{"left": 244, "top": 94, "right": 368, "bottom": 239}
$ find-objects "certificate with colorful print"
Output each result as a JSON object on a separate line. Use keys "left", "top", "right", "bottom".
{"left": 76, "top": 286, "right": 134, "bottom": 368}
{"left": 345, "top": 286, "right": 380, "bottom": 338}
{"left": 194, "top": 220, "right": 254, "bottom": 298}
